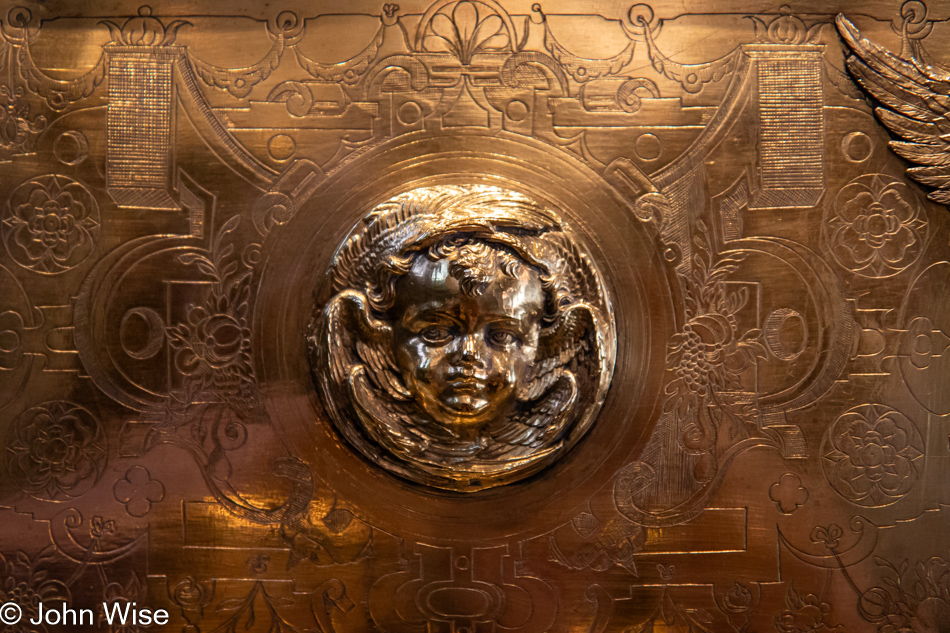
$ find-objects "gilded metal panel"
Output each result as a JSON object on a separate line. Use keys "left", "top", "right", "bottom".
{"left": 0, "top": 1, "right": 949, "bottom": 631}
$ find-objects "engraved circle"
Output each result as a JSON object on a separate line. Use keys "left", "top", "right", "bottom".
{"left": 254, "top": 131, "right": 668, "bottom": 542}
{"left": 763, "top": 308, "right": 807, "bottom": 361}
{"left": 267, "top": 134, "right": 296, "bottom": 161}
{"left": 820, "top": 403, "right": 923, "bottom": 507}
{"left": 5, "top": 401, "right": 107, "bottom": 501}
{"left": 119, "top": 307, "right": 165, "bottom": 360}
{"left": 841, "top": 131, "right": 872, "bottom": 163}
{"left": 397, "top": 101, "right": 423, "bottom": 125}
{"left": 1, "top": 175, "right": 100, "bottom": 274}
{"left": 505, "top": 100, "right": 529, "bottom": 121}
{"left": 635, "top": 133, "right": 662, "bottom": 161}
{"left": 53, "top": 131, "right": 89, "bottom": 166}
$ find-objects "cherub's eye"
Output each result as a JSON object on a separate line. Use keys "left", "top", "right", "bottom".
{"left": 489, "top": 329, "right": 519, "bottom": 346}
{"left": 420, "top": 325, "right": 453, "bottom": 344}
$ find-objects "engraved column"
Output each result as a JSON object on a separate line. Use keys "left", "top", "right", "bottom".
{"left": 746, "top": 46, "right": 824, "bottom": 208}
{"left": 106, "top": 46, "right": 182, "bottom": 210}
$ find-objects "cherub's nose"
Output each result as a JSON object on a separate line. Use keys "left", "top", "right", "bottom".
{"left": 458, "top": 333, "right": 486, "bottom": 365}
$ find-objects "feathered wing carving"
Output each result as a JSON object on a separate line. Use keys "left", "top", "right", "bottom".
{"left": 321, "top": 290, "right": 462, "bottom": 458}
{"left": 837, "top": 15, "right": 950, "bottom": 204}
{"left": 485, "top": 302, "right": 603, "bottom": 459}
{"left": 323, "top": 290, "right": 410, "bottom": 402}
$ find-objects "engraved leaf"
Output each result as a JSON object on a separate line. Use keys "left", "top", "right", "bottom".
{"left": 215, "top": 597, "right": 246, "bottom": 612}
{"left": 804, "top": 22, "right": 824, "bottom": 44}
{"left": 453, "top": 1, "right": 479, "bottom": 50}
{"left": 99, "top": 20, "right": 123, "bottom": 44}
{"left": 423, "top": 34, "right": 454, "bottom": 54}
{"left": 785, "top": 583, "right": 804, "bottom": 610}
{"left": 476, "top": 33, "right": 509, "bottom": 55}
{"left": 471, "top": 15, "right": 506, "bottom": 54}
{"left": 430, "top": 13, "right": 459, "bottom": 54}
{"left": 160, "top": 20, "right": 192, "bottom": 46}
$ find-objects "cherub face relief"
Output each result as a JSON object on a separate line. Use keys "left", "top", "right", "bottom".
{"left": 391, "top": 242, "right": 544, "bottom": 437}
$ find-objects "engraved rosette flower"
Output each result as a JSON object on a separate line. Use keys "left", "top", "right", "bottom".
{"left": 822, "top": 404, "right": 923, "bottom": 507}
{"left": 828, "top": 174, "right": 925, "bottom": 278}
{"left": 5, "top": 401, "right": 106, "bottom": 500}
{"left": 1, "top": 175, "right": 99, "bottom": 273}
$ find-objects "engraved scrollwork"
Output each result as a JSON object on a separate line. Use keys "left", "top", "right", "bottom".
{"left": 295, "top": 25, "right": 385, "bottom": 85}
{"left": 616, "top": 77, "right": 660, "bottom": 113}
{"left": 170, "top": 576, "right": 215, "bottom": 631}
{"left": 637, "top": 6, "right": 739, "bottom": 94}
{"left": 826, "top": 174, "right": 926, "bottom": 278}
{"left": 0, "top": 5, "right": 106, "bottom": 111}
{"left": 5, "top": 401, "right": 106, "bottom": 501}
{"left": 191, "top": 42, "right": 284, "bottom": 100}
{"left": 1, "top": 175, "right": 100, "bottom": 274}
{"left": 211, "top": 582, "right": 306, "bottom": 632}
{"left": 100, "top": 6, "right": 189, "bottom": 46}
{"left": 548, "top": 511, "right": 644, "bottom": 573}
{"left": 167, "top": 215, "right": 259, "bottom": 415}
{"left": 535, "top": 4, "right": 635, "bottom": 83}
{"left": 820, "top": 404, "right": 924, "bottom": 507}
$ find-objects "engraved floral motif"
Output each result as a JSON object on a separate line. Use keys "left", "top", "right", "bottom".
{"left": 1, "top": 175, "right": 100, "bottom": 274}
{"left": 860, "top": 554, "right": 950, "bottom": 633}
{"left": 100, "top": 6, "right": 189, "bottom": 46}
{"left": 822, "top": 404, "right": 923, "bottom": 507}
{"left": 5, "top": 401, "right": 106, "bottom": 500}
{"left": 827, "top": 174, "right": 926, "bottom": 278}
{"left": 723, "top": 582, "right": 754, "bottom": 613}
{"left": 167, "top": 216, "right": 258, "bottom": 410}
{"left": 775, "top": 585, "right": 841, "bottom": 633}
{"left": 0, "top": 84, "right": 46, "bottom": 158}
{"left": 663, "top": 221, "right": 767, "bottom": 454}
{"left": 419, "top": 0, "right": 513, "bottom": 63}
{"left": 0, "top": 551, "right": 71, "bottom": 633}
{"left": 113, "top": 466, "right": 165, "bottom": 518}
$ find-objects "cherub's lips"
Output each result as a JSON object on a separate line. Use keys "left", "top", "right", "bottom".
{"left": 446, "top": 376, "right": 487, "bottom": 392}
{"left": 445, "top": 367, "right": 488, "bottom": 390}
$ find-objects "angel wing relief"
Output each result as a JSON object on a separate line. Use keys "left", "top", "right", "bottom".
{"left": 308, "top": 185, "right": 616, "bottom": 492}
{"left": 837, "top": 13, "right": 950, "bottom": 205}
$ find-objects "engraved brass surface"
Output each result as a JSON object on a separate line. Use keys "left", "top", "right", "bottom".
{"left": 0, "top": 1, "right": 949, "bottom": 631}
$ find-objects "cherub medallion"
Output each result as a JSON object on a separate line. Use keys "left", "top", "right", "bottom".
{"left": 309, "top": 185, "right": 616, "bottom": 491}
